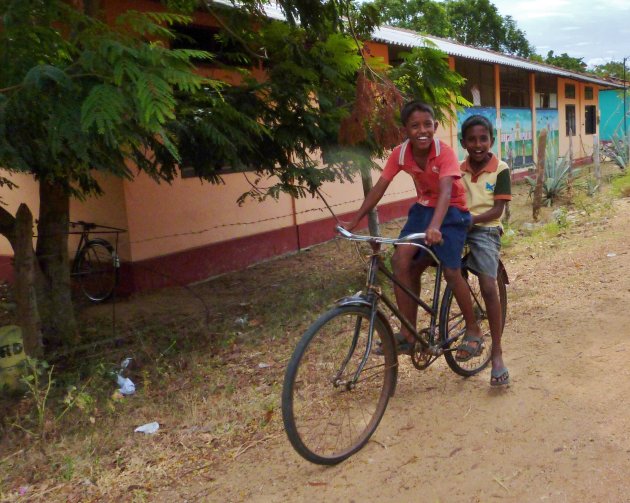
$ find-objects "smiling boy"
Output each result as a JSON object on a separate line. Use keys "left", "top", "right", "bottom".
{"left": 345, "top": 101, "right": 482, "bottom": 354}
{"left": 459, "top": 114, "right": 512, "bottom": 385}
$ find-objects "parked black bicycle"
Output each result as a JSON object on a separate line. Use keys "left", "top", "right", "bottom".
{"left": 282, "top": 225, "right": 508, "bottom": 465}
{"left": 69, "top": 221, "right": 125, "bottom": 303}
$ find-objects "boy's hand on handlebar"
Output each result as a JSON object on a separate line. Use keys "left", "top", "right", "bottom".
{"left": 425, "top": 227, "right": 442, "bottom": 246}
{"left": 338, "top": 219, "right": 357, "bottom": 231}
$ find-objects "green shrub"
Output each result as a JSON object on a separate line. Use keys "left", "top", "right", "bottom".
{"left": 525, "top": 142, "right": 580, "bottom": 206}
{"left": 602, "top": 134, "right": 629, "bottom": 171}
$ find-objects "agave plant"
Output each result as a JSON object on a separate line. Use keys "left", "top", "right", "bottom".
{"left": 525, "top": 142, "right": 580, "bottom": 206}
{"left": 601, "top": 133, "right": 629, "bottom": 171}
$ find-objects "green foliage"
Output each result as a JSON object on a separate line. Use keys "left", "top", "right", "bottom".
{"left": 17, "top": 358, "right": 54, "bottom": 438}
{"left": 611, "top": 170, "right": 630, "bottom": 197}
{"left": 525, "top": 143, "right": 580, "bottom": 206}
{"left": 574, "top": 176, "right": 600, "bottom": 197}
{"left": 0, "top": 1, "right": 217, "bottom": 196}
{"left": 592, "top": 60, "right": 629, "bottom": 80}
{"left": 389, "top": 43, "right": 471, "bottom": 123}
{"left": 445, "top": 0, "right": 533, "bottom": 57}
{"left": 373, "top": 0, "right": 452, "bottom": 37}
{"left": 372, "top": 0, "right": 533, "bottom": 57}
{"left": 602, "top": 135, "right": 629, "bottom": 171}
{"left": 544, "top": 50, "right": 586, "bottom": 72}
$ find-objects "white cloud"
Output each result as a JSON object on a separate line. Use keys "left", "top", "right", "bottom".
{"left": 491, "top": 0, "right": 630, "bottom": 61}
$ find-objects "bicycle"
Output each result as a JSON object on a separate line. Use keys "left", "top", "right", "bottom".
{"left": 281, "top": 225, "right": 508, "bottom": 465}
{"left": 69, "top": 221, "right": 125, "bottom": 303}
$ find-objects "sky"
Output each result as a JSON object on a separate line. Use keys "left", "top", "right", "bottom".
{"left": 489, "top": 0, "right": 630, "bottom": 68}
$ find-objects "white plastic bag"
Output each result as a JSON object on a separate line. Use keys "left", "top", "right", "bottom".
{"left": 134, "top": 421, "right": 159, "bottom": 434}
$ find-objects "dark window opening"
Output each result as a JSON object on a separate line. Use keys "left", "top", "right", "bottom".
{"left": 565, "top": 104, "right": 576, "bottom": 136}
{"left": 585, "top": 86, "right": 594, "bottom": 100}
{"left": 500, "top": 67, "right": 530, "bottom": 107}
{"left": 565, "top": 83, "right": 576, "bottom": 99}
{"left": 535, "top": 73, "right": 557, "bottom": 109}
{"left": 585, "top": 105, "right": 597, "bottom": 135}
{"left": 171, "top": 24, "right": 251, "bottom": 67}
{"left": 455, "top": 58, "right": 495, "bottom": 107}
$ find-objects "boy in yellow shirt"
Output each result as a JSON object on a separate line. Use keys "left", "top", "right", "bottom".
{"left": 459, "top": 115, "right": 511, "bottom": 386}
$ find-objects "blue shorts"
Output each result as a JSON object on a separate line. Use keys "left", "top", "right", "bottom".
{"left": 399, "top": 204, "right": 471, "bottom": 269}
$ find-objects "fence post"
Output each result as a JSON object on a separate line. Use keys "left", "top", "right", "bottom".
{"left": 594, "top": 135, "right": 601, "bottom": 191}
{"left": 360, "top": 172, "right": 380, "bottom": 237}
{"left": 533, "top": 129, "right": 547, "bottom": 221}
{"left": 14, "top": 204, "right": 43, "bottom": 357}
{"left": 567, "top": 128, "right": 574, "bottom": 198}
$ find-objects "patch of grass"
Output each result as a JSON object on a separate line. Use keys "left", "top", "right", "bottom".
{"left": 611, "top": 170, "right": 630, "bottom": 197}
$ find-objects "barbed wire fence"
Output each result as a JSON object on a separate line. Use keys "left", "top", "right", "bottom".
{"left": 0, "top": 188, "right": 416, "bottom": 358}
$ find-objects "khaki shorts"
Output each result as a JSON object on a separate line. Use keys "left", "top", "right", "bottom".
{"left": 465, "top": 226, "right": 501, "bottom": 278}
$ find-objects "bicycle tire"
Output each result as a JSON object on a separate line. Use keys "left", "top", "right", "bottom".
{"left": 439, "top": 265, "right": 508, "bottom": 377}
{"left": 75, "top": 239, "right": 118, "bottom": 303}
{"left": 282, "top": 305, "right": 397, "bottom": 465}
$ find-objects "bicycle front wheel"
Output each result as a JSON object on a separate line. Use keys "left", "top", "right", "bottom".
{"left": 75, "top": 239, "right": 118, "bottom": 303}
{"left": 439, "top": 267, "right": 507, "bottom": 377}
{"left": 282, "top": 305, "right": 397, "bottom": 465}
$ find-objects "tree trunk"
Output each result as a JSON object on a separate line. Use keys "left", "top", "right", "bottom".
{"left": 533, "top": 129, "right": 547, "bottom": 222}
{"left": 35, "top": 182, "right": 78, "bottom": 347}
{"left": 360, "top": 171, "right": 380, "bottom": 237}
{"left": 14, "top": 204, "right": 43, "bottom": 357}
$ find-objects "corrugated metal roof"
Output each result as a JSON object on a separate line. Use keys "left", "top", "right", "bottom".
{"left": 372, "top": 26, "right": 622, "bottom": 88}
{"left": 213, "top": 1, "right": 622, "bottom": 89}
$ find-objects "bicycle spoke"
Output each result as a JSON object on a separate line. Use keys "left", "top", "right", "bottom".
{"left": 283, "top": 306, "right": 396, "bottom": 464}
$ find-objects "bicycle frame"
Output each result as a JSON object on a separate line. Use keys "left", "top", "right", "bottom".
{"left": 69, "top": 221, "right": 125, "bottom": 270}
{"left": 334, "top": 226, "right": 449, "bottom": 384}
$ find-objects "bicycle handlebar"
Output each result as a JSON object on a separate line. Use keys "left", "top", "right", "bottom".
{"left": 335, "top": 225, "right": 441, "bottom": 264}
{"left": 70, "top": 220, "right": 127, "bottom": 232}
{"left": 335, "top": 225, "right": 426, "bottom": 245}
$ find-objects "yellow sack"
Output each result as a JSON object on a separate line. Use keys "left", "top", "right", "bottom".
{"left": 0, "top": 325, "right": 26, "bottom": 392}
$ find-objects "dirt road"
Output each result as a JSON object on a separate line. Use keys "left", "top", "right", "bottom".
{"left": 155, "top": 198, "right": 630, "bottom": 502}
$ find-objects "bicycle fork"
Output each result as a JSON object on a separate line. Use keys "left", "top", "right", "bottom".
{"left": 331, "top": 297, "right": 380, "bottom": 391}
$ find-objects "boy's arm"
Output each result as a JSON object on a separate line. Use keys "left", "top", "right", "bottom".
{"left": 425, "top": 176, "right": 453, "bottom": 245}
{"left": 344, "top": 177, "right": 391, "bottom": 230}
{"left": 471, "top": 200, "right": 507, "bottom": 226}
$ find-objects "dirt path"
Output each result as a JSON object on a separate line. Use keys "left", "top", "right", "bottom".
{"left": 151, "top": 198, "right": 630, "bottom": 503}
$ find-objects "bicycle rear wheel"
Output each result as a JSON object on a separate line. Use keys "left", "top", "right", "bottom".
{"left": 75, "top": 239, "right": 118, "bottom": 302}
{"left": 282, "top": 305, "right": 397, "bottom": 465}
{"left": 439, "top": 266, "right": 507, "bottom": 377}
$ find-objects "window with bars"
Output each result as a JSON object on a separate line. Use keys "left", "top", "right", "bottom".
{"left": 585, "top": 86, "right": 594, "bottom": 100}
{"left": 535, "top": 74, "right": 557, "bottom": 109}
{"left": 500, "top": 67, "right": 530, "bottom": 107}
{"left": 454, "top": 58, "right": 495, "bottom": 106}
{"left": 585, "top": 105, "right": 597, "bottom": 134}
{"left": 565, "top": 104, "right": 576, "bottom": 136}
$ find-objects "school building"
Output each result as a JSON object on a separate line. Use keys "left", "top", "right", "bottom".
{"left": 0, "top": 0, "right": 623, "bottom": 292}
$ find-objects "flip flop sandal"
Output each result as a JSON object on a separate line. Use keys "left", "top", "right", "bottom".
{"left": 490, "top": 367, "right": 510, "bottom": 387}
{"left": 455, "top": 335, "right": 484, "bottom": 362}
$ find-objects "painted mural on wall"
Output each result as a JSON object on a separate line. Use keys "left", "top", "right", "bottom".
{"left": 499, "top": 108, "right": 533, "bottom": 169}
{"left": 535, "top": 109, "right": 559, "bottom": 157}
{"left": 456, "top": 107, "right": 499, "bottom": 161}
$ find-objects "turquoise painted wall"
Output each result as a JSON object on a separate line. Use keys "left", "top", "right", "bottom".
{"left": 600, "top": 89, "right": 630, "bottom": 141}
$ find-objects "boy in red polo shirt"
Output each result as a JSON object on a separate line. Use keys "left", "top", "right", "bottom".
{"left": 345, "top": 101, "right": 482, "bottom": 354}
{"left": 459, "top": 114, "right": 511, "bottom": 386}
